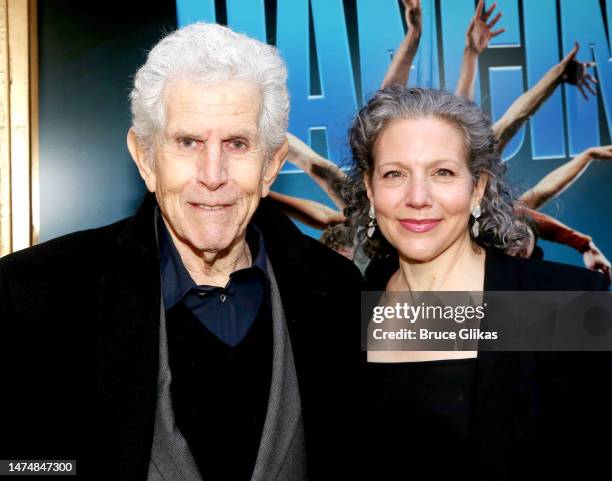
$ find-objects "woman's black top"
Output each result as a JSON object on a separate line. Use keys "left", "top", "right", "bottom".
{"left": 363, "top": 357, "right": 476, "bottom": 478}
{"left": 362, "top": 251, "right": 479, "bottom": 477}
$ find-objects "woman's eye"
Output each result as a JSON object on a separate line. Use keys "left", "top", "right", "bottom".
{"left": 434, "top": 168, "right": 454, "bottom": 177}
{"left": 382, "top": 171, "right": 403, "bottom": 178}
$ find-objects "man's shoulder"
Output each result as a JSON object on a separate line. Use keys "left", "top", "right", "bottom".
{"left": 0, "top": 217, "right": 130, "bottom": 279}
{"left": 301, "top": 230, "right": 363, "bottom": 284}
{"left": 275, "top": 226, "right": 364, "bottom": 292}
{"left": 255, "top": 198, "right": 362, "bottom": 288}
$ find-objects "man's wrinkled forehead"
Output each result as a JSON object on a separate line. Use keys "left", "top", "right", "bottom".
{"left": 161, "top": 77, "right": 263, "bottom": 137}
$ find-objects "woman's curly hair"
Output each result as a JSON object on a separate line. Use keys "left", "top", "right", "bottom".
{"left": 343, "top": 86, "right": 525, "bottom": 259}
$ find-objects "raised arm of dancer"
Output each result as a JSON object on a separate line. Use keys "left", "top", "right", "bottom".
{"left": 493, "top": 42, "right": 597, "bottom": 152}
{"left": 582, "top": 240, "right": 611, "bottom": 283}
{"left": 519, "top": 145, "right": 612, "bottom": 210}
{"left": 455, "top": 0, "right": 505, "bottom": 100}
{"left": 286, "top": 133, "right": 347, "bottom": 210}
{"left": 516, "top": 205, "right": 610, "bottom": 282}
{"left": 268, "top": 191, "right": 345, "bottom": 230}
{"left": 380, "top": 0, "right": 422, "bottom": 88}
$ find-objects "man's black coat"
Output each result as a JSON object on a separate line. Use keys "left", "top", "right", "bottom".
{"left": 0, "top": 194, "right": 363, "bottom": 480}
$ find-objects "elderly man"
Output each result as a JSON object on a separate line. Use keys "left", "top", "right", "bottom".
{"left": 0, "top": 24, "right": 361, "bottom": 480}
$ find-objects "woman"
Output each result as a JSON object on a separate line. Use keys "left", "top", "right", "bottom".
{"left": 345, "top": 87, "right": 610, "bottom": 479}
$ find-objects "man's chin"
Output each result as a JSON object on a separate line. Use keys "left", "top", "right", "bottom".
{"left": 191, "top": 241, "right": 233, "bottom": 256}
{"left": 187, "top": 233, "right": 240, "bottom": 254}
{"left": 177, "top": 226, "right": 243, "bottom": 257}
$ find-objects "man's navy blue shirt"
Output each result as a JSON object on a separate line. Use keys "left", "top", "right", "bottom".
{"left": 158, "top": 214, "right": 269, "bottom": 347}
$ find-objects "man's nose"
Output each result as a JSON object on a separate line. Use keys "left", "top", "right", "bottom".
{"left": 404, "top": 176, "right": 432, "bottom": 209}
{"left": 196, "top": 143, "right": 228, "bottom": 191}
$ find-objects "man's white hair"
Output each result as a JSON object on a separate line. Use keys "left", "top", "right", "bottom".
{"left": 130, "top": 22, "right": 289, "bottom": 163}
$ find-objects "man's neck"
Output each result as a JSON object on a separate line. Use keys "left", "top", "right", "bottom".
{"left": 170, "top": 232, "right": 252, "bottom": 287}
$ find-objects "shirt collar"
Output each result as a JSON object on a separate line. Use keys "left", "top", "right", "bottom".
{"left": 246, "top": 223, "right": 268, "bottom": 275}
{"left": 157, "top": 208, "right": 268, "bottom": 310}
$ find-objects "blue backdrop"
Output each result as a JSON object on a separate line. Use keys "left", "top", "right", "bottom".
{"left": 175, "top": 0, "right": 612, "bottom": 268}
{"left": 38, "top": 0, "right": 612, "bottom": 271}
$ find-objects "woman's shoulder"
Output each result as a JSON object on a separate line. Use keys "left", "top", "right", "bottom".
{"left": 363, "top": 252, "right": 399, "bottom": 290}
{"left": 364, "top": 248, "right": 609, "bottom": 291}
{"left": 485, "top": 247, "right": 609, "bottom": 291}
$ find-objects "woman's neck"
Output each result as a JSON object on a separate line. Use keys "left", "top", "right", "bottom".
{"left": 371, "top": 234, "right": 486, "bottom": 363}
{"left": 389, "top": 233, "right": 486, "bottom": 292}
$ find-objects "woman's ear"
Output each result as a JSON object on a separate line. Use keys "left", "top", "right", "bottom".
{"left": 365, "top": 173, "right": 374, "bottom": 203}
{"left": 473, "top": 172, "right": 489, "bottom": 205}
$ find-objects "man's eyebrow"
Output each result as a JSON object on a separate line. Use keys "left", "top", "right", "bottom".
{"left": 167, "top": 128, "right": 258, "bottom": 139}
{"left": 168, "top": 129, "right": 203, "bottom": 140}
{"left": 224, "top": 128, "right": 258, "bottom": 139}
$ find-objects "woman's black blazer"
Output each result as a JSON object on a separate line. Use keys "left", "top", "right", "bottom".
{"left": 363, "top": 248, "right": 610, "bottom": 480}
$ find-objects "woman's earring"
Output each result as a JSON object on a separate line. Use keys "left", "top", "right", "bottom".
{"left": 471, "top": 204, "right": 482, "bottom": 238}
{"left": 367, "top": 205, "right": 377, "bottom": 238}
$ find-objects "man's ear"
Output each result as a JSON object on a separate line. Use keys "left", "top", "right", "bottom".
{"left": 473, "top": 172, "right": 489, "bottom": 205}
{"left": 127, "top": 128, "right": 156, "bottom": 193}
{"left": 261, "top": 139, "right": 289, "bottom": 198}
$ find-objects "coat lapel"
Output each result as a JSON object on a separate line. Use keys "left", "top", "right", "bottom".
{"left": 253, "top": 199, "right": 344, "bottom": 479}
{"left": 470, "top": 351, "right": 521, "bottom": 477}
{"left": 97, "top": 196, "right": 161, "bottom": 480}
{"left": 148, "top": 303, "right": 202, "bottom": 481}
{"left": 470, "top": 249, "right": 523, "bottom": 478}
{"left": 250, "top": 259, "right": 306, "bottom": 481}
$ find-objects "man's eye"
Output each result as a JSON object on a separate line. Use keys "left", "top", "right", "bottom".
{"left": 178, "top": 138, "right": 200, "bottom": 149}
{"left": 224, "top": 139, "right": 248, "bottom": 152}
{"left": 382, "top": 171, "right": 403, "bottom": 178}
{"left": 434, "top": 168, "right": 454, "bottom": 177}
